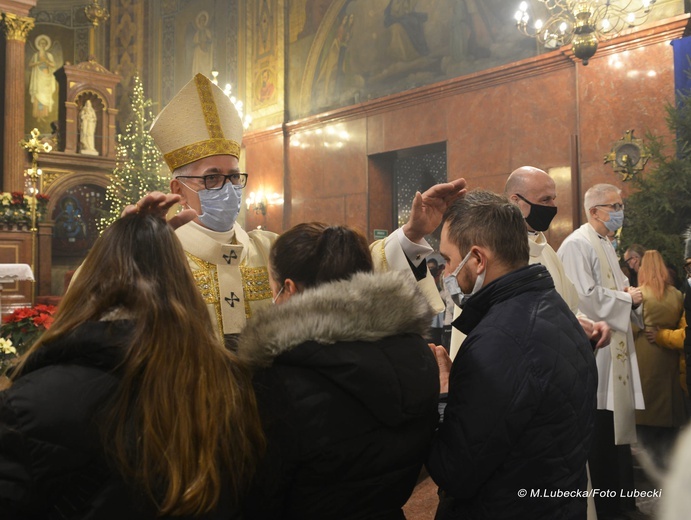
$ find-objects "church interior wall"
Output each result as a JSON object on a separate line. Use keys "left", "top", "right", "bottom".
{"left": 577, "top": 37, "right": 678, "bottom": 215}
{"left": 243, "top": 14, "right": 683, "bottom": 247}
{"left": 0, "top": 0, "right": 688, "bottom": 306}
{"left": 241, "top": 129, "right": 286, "bottom": 232}
{"left": 289, "top": 0, "right": 683, "bottom": 118}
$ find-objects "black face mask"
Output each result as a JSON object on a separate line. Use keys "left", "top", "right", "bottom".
{"left": 516, "top": 193, "right": 558, "bottom": 232}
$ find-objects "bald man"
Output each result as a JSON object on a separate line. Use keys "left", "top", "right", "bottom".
{"left": 504, "top": 166, "right": 610, "bottom": 349}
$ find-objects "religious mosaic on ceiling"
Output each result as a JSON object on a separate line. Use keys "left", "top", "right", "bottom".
{"left": 292, "top": 0, "right": 534, "bottom": 117}
{"left": 291, "top": 0, "right": 683, "bottom": 118}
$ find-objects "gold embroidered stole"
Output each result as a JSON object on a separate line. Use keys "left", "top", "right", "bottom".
{"left": 176, "top": 224, "right": 272, "bottom": 337}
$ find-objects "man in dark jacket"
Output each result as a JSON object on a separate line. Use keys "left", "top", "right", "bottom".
{"left": 427, "top": 190, "right": 598, "bottom": 520}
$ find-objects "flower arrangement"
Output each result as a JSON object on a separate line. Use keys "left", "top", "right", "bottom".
{"left": 0, "top": 191, "right": 50, "bottom": 228}
{"left": 0, "top": 337, "right": 18, "bottom": 374}
{"left": 0, "top": 305, "right": 56, "bottom": 361}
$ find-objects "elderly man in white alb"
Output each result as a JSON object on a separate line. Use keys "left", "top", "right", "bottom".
{"left": 557, "top": 183, "right": 644, "bottom": 520}
{"left": 144, "top": 73, "right": 464, "bottom": 347}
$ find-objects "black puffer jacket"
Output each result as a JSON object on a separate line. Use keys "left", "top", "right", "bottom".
{"left": 0, "top": 321, "right": 238, "bottom": 520}
{"left": 238, "top": 270, "right": 439, "bottom": 520}
{"left": 427, "top": 264, "right": 598, "bottom": 520}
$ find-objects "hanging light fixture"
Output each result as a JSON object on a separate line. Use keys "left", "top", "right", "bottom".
{"left": 515, "top": 0, "right": 656, "bottom": 65}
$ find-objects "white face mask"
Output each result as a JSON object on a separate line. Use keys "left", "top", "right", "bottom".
{"left": 272, "top": 285, "right": 285, "bottom": 304}
{"left": 443, "top": 248, "right": 486, "bottom": 308}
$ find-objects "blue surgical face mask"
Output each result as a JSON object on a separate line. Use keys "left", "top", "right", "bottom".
{"left": 195, "top": 182, "right": 243, "bottom": 232}
{"left": 443, "top": 249, "right": 486, "bottom": 308}
{"left": 603, "top": 209, "right": 624, "bottom": 233}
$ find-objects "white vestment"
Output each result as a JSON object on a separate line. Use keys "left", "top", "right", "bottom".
{"left": 177, "top": 222, "right": 443, "bottom": 339}
{"left": 528, "top": 231, "right": 580, "bottom": 314}
{"left": 557, "top": 223, "right": 644, "bottom": 445}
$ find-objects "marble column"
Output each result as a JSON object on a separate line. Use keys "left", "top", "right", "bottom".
{"left": 1, "top": 12, "right": 34, "bottom": 193}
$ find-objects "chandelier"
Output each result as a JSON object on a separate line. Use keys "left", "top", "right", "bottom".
{"left": 515, "top": 0, "right": 656, "bottom": 65}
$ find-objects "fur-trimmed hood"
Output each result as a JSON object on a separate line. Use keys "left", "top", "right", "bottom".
{"left": 238, "top": 270, "right": 435, "bottom": 368}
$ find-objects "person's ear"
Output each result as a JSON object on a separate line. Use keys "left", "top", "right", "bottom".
{"left": 284, "top": 278, "right": 301, "bottom": 297}
{"left": 170, "top": 179, "right": 187, "bottom": 204}
{"left": 470, "top": 246, "right": 486, "bottom": 274}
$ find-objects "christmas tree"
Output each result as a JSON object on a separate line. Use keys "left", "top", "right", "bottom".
{"left": 620, "top": 86, "right": 691, "bottom": 274}
{"left": 98, "top": 75, "right": 169, "bottom": 232}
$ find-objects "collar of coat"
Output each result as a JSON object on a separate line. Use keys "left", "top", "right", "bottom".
{"left": 237, "top": 270, "right": 435, "bottom": 367}
{"left": 17, "top": 320, "right": 131, "bottom": 378}
{"left": 454, "top": 263, "right": 555, "bottom": 335}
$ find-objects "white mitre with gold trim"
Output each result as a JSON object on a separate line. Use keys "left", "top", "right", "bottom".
{"left": 150, "top": 73, "right": 243, "bottom": 171}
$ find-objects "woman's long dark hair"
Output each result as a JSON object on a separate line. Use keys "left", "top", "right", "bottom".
{"left": 12, "top": 213, "right": 264, "bottom": 516}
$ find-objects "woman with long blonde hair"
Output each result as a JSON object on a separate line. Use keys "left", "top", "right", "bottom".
{"left": 0, "top": 213, "right": 264, "bottom": 518}
{"left": 635, "top": 249, "right": 686, "bottom": 470}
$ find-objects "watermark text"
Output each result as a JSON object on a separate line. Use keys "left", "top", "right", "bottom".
{"left": 517, "top": 488, "right": 662, "bottom": 499}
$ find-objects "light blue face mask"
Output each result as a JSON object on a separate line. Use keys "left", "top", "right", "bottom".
{"left": 603, "top": 209, "right": 624, "bottom": 233}
{"left": 443, "top": 249, "right": 486, "bottom": 309}
{"left": 196, "top": 182, "right": 243, "bottom": 232}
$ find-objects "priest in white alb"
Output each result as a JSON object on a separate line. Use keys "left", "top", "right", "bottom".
{"left": 557, "top": 182, "right": 644, "bottom": 519}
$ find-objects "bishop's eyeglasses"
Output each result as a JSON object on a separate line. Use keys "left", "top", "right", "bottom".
{"left": 176, "top": 173, "right": 248, "bottom": 190}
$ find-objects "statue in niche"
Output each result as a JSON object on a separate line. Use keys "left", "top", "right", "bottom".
{"left": 191, "top": 10, "right": 214, "bottom": 76}
{"left": 79, "top": 100, "right": 98, "bottom": 155}
{"left": 28, "top": 34, "right": 59, "bottom": 122}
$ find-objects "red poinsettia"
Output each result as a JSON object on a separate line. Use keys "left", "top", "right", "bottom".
{"left": 1, "top": 304, "right": 56, "bottom": 354}
{"left": 1, "top": 191, "right": 50, "bottom": 228}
